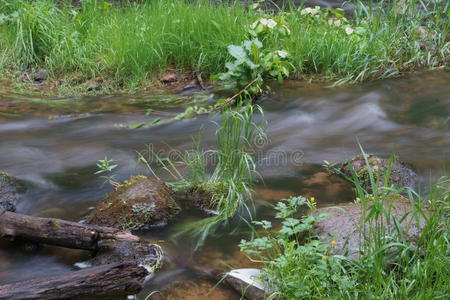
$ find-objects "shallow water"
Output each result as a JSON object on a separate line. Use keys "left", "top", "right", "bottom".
{"left": 0, "top": 70, "right": 449, "bottom": 298}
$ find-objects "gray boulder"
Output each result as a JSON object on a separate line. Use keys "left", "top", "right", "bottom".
{"left": 339, "top": 154, "right": 418, "bottom": 192}
{"left": 313, "top": 196, "right": 426, "bottom": 259}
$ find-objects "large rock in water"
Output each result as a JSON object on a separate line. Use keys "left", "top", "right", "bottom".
{"left": 339, "top": 154, "right": 418, "bottom": 192}
{"left": 0, "top": 171, "right": 25, "bottom": 212}
{"left": 87, "top": 176, "right": 180, "bottom": 229}
{"left": 313, "top": 196, "right": 426, "bottom": 259}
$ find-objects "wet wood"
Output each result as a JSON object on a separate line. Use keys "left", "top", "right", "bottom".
{"left": 0, "top": 261, "right": 148, "bottom": 300}
{"left": 0, "top": 210, "right": 139, "bottom": 251}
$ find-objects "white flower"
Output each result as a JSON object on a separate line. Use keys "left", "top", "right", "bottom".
{"left": 345, "top": 26, "right": 354, "bottom": 35}
{"left": 334, "top": 19, "right": 341, "bottom": 26}
{"left": 259, "top": 18, "right": 269, "bottom": 25}
{"left": 267, "top": 19, "right": 277, "bottom": 29}
{"left": 275, "top": 50, "right": 289, "bottom": 58}
{"left": 301, "top": 7, "right": 314, "bottom": 15}
{"left": 303, "top": 6, "right": 320, "bottom": 16}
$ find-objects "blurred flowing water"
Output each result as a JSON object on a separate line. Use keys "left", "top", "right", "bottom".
{"left": 0, "top": 70, "right": 448, "bottom": 298}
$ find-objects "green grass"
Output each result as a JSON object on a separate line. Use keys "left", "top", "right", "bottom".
{"left": 240, "top": 152, "right": 449, "bottom": 299}
{"left": 136, "top": 104, "right": 265, "bottom": 245}
{"left": 0, "top": 0, "right": 254, "bottom": 92}
{"left": 177, "top": 105, "right": 266, "bottom": 245}
{"left": 0, "top": 0, "right": 448, "bottom": 94}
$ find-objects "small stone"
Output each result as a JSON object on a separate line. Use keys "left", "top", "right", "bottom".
{"left": 160, "top": 73, "right": 177, "bottom": 83}
{"left": 86, "top": 80, "right": 100, "bottom": 92}
{"left": 33, "top": 69, "right": 48, "bottom": 83}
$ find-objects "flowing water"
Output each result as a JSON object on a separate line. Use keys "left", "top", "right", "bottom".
{"left": 0, "top": 70, "right": 449, "bottom": 299}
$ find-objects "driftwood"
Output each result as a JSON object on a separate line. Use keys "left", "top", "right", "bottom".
{"left": 0, "top": 261, "right": 148, "bottom": 300}
{"left": 0, "top": 210, "right": 139, "bottom": 251}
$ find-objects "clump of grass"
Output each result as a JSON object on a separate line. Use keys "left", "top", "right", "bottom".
{"left": 0, "top": 0, "right": 447, "bottom": 94}
{"left": 136, "top": 104, "right": 266, "bottom": 245}
{"left": 240, "top": 151, "right": 449, "bottom": 299}
{"left": 0, "top": 0, "right": 254, "bottom": 91}
{"left": 183, "top": 105, "right": 266, "bottom": 244}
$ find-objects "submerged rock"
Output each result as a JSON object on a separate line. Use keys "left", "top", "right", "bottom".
{"left": 0, "top": 171, "right": 25, "bottom": 212}
{"left": 87, "top": 176, "right": 181, "bottom": 229}
{"left": 339, "top": 154, "right": 418, "bottom": 192}
{"left": 150, "top": 279, "right": 238, "bottom": 300}
{"left": 313, "top": 196, "right": 426, "bottom": 259}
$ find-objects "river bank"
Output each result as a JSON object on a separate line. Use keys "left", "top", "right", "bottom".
{"left": 0, "top": 0, "right": 448, "bottom": 96}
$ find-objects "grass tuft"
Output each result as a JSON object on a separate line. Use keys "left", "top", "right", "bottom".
{"left": 240, "top": 151, "right": 449, "bottom": 299}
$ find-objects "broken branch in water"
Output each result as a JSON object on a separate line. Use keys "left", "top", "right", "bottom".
{"left": 0, "top": 210, "right": 139, "bottom": 251}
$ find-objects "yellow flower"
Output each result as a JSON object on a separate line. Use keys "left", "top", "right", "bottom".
{"left": 331, "top": 240, "right": 337, "bottom": 245}
{"left": 322, "top": 255, "right": 328, "bottom": 260}
{"left": 310, "top": 196, "right": 315, "bottom": 202}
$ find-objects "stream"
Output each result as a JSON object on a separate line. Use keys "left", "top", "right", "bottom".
{"left": 0, "top": 70, "right": 449, "bottom": 299}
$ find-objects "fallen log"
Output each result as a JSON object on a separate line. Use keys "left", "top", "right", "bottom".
{"left": 0, "top": 261, "right": 148, "bottom": 300}
{"left": 0, "top": 210, "right": 139, "bottom": 251}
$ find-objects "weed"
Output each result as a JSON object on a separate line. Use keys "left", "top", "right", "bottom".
{"left": 136, "top": 105, "right": 266, "bottom": 245}
{"left": 94, "top": 156, "right": 119, "bottom": 186}
{"left": 240, "top": 152, "right": 449, "bottom": 299}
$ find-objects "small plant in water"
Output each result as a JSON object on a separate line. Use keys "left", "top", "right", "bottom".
{"left": 95, "top": 156, "right": 119, "bottom": 186}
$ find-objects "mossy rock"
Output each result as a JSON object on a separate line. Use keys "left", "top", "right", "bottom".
{"left": 186, "top": 185, "right": 215, "bottom": 212}
{"left": 339, "top": 154, "right": 418, "bottom": 192}
{"left": 175, "top": 182, "right": 228, "bottom": 215}
{"left": 87, "top": 176, "right": 180, "bottom": 229}
{"left": 0, "top": 171, "right": 26, "bottom": 212}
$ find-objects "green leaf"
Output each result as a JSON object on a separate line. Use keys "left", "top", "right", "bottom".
{"left": 211, "top": 20, "right": 221, "bottom": 31}
{"left": 128, "top": 122, "right": 147, "bottom": 129}
{"left": 228, "top": 45, "right": 247, "bottom": 61}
